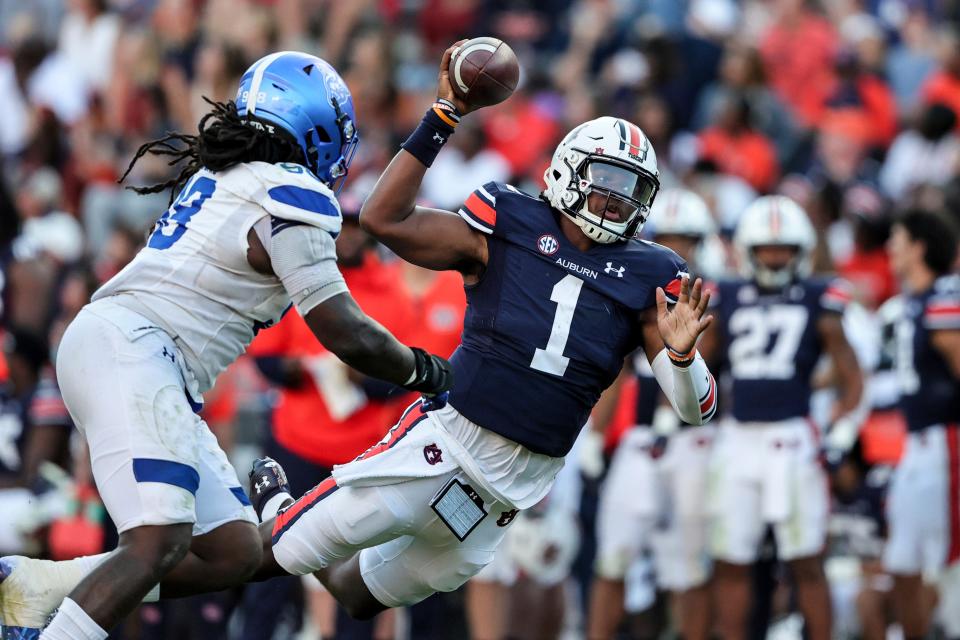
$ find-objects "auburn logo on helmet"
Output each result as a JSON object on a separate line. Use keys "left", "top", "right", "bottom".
{"left": 617, "top": 119, "right": 650, "bottom": 162}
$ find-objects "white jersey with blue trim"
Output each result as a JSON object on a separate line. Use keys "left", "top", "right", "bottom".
{"left": 93, "top": 161, "right": 345, "bottom": 393}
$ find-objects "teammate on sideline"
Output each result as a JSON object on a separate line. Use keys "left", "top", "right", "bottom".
{"left": 586, "top": 189, "right": 719, "bottom": 640}
{"left": 700, "top": 195, "right": 864, "bottom": 640}
{"left": 0, "top": 52, "right": 454, "bottom": 640}
{"left": 2, "top": 43, "right": 719, "bottom": 634}
{"left": 883, "top": 209, "right": 960, "bottom": 640}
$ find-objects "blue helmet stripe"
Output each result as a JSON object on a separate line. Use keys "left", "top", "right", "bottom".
{"left": 267, "top": 185, "right": 340, "bottom": 216}
{"left": 245, "top": 51, "right": 289, "bottom": 116}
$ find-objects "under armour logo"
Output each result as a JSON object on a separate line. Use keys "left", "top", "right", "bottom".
{"left": 433, "top": 132, "right": 445, "bottom": 144}
{"left": 161, "top": 347, "right": 176, "bottom": 363}
{"left": 423, "top": 443, "right": 443, "bottom": 465}
{"left": 604, "top": 262, "right": 625, "bottom": 278}
{"left": 255, "top": 477, "right": 271, "bottom": 495}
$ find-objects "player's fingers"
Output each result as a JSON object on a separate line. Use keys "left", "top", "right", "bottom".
{"left": 678, "top": 275, "right": 690, "bottom": 305}
{"left": 440, "top": 47, "right": 454, "bottom": 71}
{"left": 689, "top": 277, "right": 702, "bottom": 308}
{"left": 698, "top": 314, "right": 714, "bottom": 333}
{"left": 655, "top": 287, "right": 668, "bottom": 317}
{"left": 696, "top": 288, "right": 711, "bottom": 318}
{"left": 442, "top": 40, "right": 469, "bottom": 67}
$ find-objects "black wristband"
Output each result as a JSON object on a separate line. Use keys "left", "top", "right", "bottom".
{"left": 405, "top": 347, "right": 454, "bottom": 394}
{"left": 400, "top": 101, "right": 461, "bottom": 168}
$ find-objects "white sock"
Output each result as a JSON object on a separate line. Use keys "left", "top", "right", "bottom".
{"left": 27, "top": 553, "right": 111, "bottom": 608}
{"left": 39, "top": 598, "right": 107, "bottom": 640}
{"left": 262, "top": 492, "right": 293, "bottom": 521}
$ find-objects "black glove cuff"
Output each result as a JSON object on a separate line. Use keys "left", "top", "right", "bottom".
{"left": 405, "top": 347, "right": 454, "bottom": 395}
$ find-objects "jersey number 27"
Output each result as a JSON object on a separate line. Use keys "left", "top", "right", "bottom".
{"left": 728, "top": 305, "right": 808, "bottom": 380}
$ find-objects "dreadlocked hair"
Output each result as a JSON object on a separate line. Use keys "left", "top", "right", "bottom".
{"left": 119, "top": 97, "right": 307, "bottom": 205}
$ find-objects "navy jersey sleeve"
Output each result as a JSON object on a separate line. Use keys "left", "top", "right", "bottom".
{"left": 924, "top": 279, "right": 960, "bottom": 331}
{"left": 819, "top": 277, "right": 854, "bottom": 315}
{"left": 650, "top": 249, "right": 689, "bottom": 308}
{"left": 457, "top": 182, "right": 503, "bottom": 236}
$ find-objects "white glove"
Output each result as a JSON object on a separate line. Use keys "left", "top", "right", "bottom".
{"left": 579, "top": 427, "right": 606, "bottom": 479}
{"left": 823, "top": 414, "right": 862, "bottom": 465}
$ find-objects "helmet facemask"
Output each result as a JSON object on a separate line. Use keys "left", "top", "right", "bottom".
{"left": 303, "top": 96, "right": 359, "bottom": 193}
{"left": 561, "top": 156, "right": 659, "bottom": 244}
{"left": 746, "top": 245, "right": 809, "bottom": 289}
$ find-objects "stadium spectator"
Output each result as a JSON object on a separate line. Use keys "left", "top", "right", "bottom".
{"left": 921, "top": 25, "right": 960, "bottom": 128}
{"left": 759, "top": 0, "right": 839, "bottom": 127}
{"left": 880, "top": 103, "right": 960, "bottom": 201}
{"left": 697, "top": 92, "right": 779, "bottom": 192}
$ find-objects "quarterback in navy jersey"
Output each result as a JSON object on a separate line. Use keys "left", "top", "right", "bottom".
{"left": 240, "top": 42, "right": 718, "bottom": 621}
{"left": 882, "top": 209, "right": 960, "bottom": 640}
{"left": 698, "top": 195, "right": 864, "bottom": 640}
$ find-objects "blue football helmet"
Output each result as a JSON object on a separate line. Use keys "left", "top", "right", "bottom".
{"left": 235, "top": 51, "right": 359, "bottom": 190}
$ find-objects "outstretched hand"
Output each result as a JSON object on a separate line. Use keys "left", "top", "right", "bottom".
{"left": 437, "top": 41, "right": 474, "bottom": 115}
{"left": 655, "top": 276, "right": 713, "bottom": 355}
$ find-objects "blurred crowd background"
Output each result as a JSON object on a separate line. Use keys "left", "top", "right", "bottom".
{"left": 2, "top": 0, "right": 960, "bottom": 638}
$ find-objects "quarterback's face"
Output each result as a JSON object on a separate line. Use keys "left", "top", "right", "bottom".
{"left": 586, "top": 191, "right": 635, "bottom": 223}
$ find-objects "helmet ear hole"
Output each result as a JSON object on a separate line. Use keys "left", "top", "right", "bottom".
{"left": 315, "top": 126, "right": 332, "bottom": 143}
{"left": 553, "top": 170, "right": 561, "bottom": 180}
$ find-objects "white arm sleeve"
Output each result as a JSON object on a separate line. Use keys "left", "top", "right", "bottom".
{"left": 650, "top": 349, "right": 718, "bottom": 426}
{"left": 253, "top": 217, "right": 349, "bottom": 315}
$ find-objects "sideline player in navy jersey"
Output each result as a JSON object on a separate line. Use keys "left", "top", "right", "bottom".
{"left": 233, "top": 43, "right": 719, "bottom": 620}
{"left": 882, "top": 209, "right": 960, "bottom": 640}
{"left": 586, "top": 189, "right": 720, "bottom": 640}
{"left": 699, "top": 195, "right": 864, "bottom": 640}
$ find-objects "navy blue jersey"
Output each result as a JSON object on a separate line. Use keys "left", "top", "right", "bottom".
{"left": 714, "top": 277, "right": 849, "bottom": 422}
{"left": 451, "top": 182, "right": 687, "bottom": 457}
{"left": 896, "top": 275, "right": 960, "bottom": 432}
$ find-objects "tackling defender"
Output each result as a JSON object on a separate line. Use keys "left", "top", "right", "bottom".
{"left": 0, "top": 52, "right": 453, "bottom": 640}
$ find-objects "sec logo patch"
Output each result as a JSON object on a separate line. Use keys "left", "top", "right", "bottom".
{"left": 537, "top": 234, "right": 559, "bottom": 255}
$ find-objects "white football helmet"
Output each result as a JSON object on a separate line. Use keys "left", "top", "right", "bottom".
{"left": 543, "top": 116, "right": 660, "bottom": 244}
{"left": 649, "top": 188, "right": 716, "bottom": 239}
{"left": 734, "top": 195, "right": 816, "bottom": 289}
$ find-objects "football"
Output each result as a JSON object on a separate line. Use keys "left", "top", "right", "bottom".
{"left": 448, "top": 37, "right": 520, "bottom": 109}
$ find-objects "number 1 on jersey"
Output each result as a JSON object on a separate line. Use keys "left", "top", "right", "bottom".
{"left": 531, "top": 274, "right": 584, "bottom": 376}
